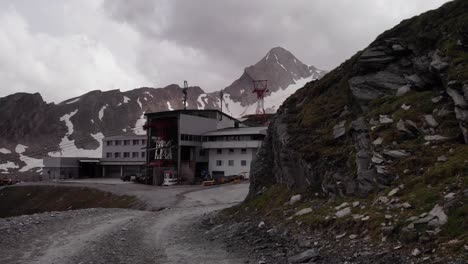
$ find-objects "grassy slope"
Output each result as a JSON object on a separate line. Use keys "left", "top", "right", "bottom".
{"left": 236, "top": 0, "right": 468, "bottom": 258}
{"left": 0, "top": 185, "right": 142, "bottom": 218}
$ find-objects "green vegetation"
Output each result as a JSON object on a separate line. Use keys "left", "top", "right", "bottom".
{"left": 0, "top": 185, "right": 142, "bottom": 218}
{"left": 368, "top": 91, "right": 434, "bottom": 122}
{"left": 443, "top": 204, "right": 468, "bottom": 238}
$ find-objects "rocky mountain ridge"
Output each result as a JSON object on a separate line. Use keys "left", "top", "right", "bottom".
{"left": 0, "top": 47, "right": 325, "bottom": 177}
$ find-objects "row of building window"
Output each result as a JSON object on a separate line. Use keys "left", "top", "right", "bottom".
{"left": 106, "top": 152, "right": 146, "bottom": 159}
{"left": 106, "top": 139, "right": 146, "bottom": 146}
{"left": 216, "top": 148, "right": 247, "bottom": 154}
{"left": 180, "top": 134, "right": 263, "bottom": 142}
{"left": 216, "top": 160, "right": 248, "bottom": 166}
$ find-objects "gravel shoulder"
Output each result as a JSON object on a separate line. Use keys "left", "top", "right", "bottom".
{"left": 0, "top": 182, "right": 250, "bottom": 264}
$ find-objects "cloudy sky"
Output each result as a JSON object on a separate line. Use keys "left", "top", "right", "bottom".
{"left": 0, "top": 0, "right": 450, "bottom": 103}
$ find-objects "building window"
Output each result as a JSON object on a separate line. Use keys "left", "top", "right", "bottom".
{"left": 123, "top": 140, "right": 130, "bottom": 145}
{"left": 106, "top": 152, "right": 112, "bottom": 158}
{"left": 133, "top": 139, "right": 139, "bottom": 145}
{"left": 216, "top": 160, "right": 222, "bottom": 166}
{"left": 114, "top": 152, "right": 121, "bottom": 158}
{"left": 141, "top": 139, "right": 146, "bottom": 145}
{"left": 228, "top": 160, "right": 234, "bottom": 166}
{"left": 217, "top": 149, "right": 222, "bottom": 154}
{"left": 123, "top": 152, "right": 130, "bottom": 158}
{"left": 106, "top": 141, "right": 113, "bottom": 146}
{"left": 241, "top": 160, "right": 247, "bottom": 166}
{"left": 115, "top": 140, "right": 121, "bottom": 146}
{"left": 228, "top": 149, "right": 234, "bottom": 154}
{"left": 241, "top": 148, "right": 247, "bottom": 154}
{"left": 199, "top": 150, "right": 206, "bottom": 157}
{"left": 141, "top": 152, "right": 146, "bottom": 158}
{"left": 132, "top": 152, "right": 139, "bottom": 158}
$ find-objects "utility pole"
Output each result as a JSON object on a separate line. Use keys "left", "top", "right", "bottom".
{"left": 219, "top": 90, "right": 224, "bottom": 120}
{"left": 182, "top": 80, "right": 188, "bottom": 110}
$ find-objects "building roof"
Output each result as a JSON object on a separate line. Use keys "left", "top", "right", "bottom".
{"left": 144, "top": 109, "right": 240, "bottom": 122}
{"left": 203, "top": 126, "right": 267, "bottom": 136}
{"left": 103, "top": 134, "right": 146, "bottom": 140}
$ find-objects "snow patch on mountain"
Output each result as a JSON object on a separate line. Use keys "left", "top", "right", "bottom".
{"left": 48, "top": 132, "right": 104, "bottom": 158}
{"left": 167, "top": 102, "right": 174, "bottom": 111}
{"left": 65, "top": 98, "right": 80, "bottom": 104}
{"left": 0, "top": 161, "right": 19, "bottom": 172}
{"left": 134, "top": 113, "right": 146, "bottom": 135}
{"left": 274, "top": 54, "right": 287, "bottom": 72}
{"left": 219, "top": 95, "right": 250, "bottom": 118}
{"left": 15, "top": 144, "right": 28, "bottom": 154}
{"left": 0, "top": 148, "right": 12, "bottom": 154}
{"left": 13, "top": 144, "right": 44, "bottom": 172}
{"left": 99, "top": 105, "right": 107, "bottom": 120}
{"left": 19, "top": 154, "right": 43, "bottom": 172}
{"left": 47, "top": 110, "right": 103, "bottom": 158}
{"left": 265, "top": 76, "right": 314, "bottom": 112}
{"left": 218, "top": 76, "right": 315, "bottom": 118}
{"left": 123, "top": 96, "right": 131, "bottom": 103}
{"left": 137, "top": 98, "right": 142, "bottom": 109}
{"left": 60, "top": 110, "right": 78, "bottom": 135}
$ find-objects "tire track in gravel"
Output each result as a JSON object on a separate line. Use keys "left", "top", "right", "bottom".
{"left": 24, "top": 210, "right": 141, "bottom": 264}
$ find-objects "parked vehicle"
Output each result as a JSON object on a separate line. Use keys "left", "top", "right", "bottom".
{"left": 120, "top": 174, "right": 137, "bottom": 182}
{"left": 162, "top": 170, "right": 178, "bottom": 186}
{"left": 0, "top": 177, "right": 19, "bottom": 186}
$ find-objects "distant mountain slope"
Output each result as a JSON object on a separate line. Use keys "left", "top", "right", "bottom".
{"left": 200, "top": 47, "right": 327, "bottom": 117}
{"left": 0, "top": 47, "right": 325, "bottom": 177}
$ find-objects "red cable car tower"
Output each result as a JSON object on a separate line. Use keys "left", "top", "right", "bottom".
{"left": 252, "top": 80, "right": 269, "bottom": 116}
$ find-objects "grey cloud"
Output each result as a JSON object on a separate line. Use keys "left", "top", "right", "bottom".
{"left": 105, "top": 0, "right": 450, "bottom": 72}
{"left": 0, "top": 0, "right": 452, "bottom": 102}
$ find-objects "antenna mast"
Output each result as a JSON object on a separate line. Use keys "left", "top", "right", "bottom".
{"left": 252, "top": 80, "right": 268, "bottom": 118}
{"left": 182, "top": 80, "right": 188, "bottom": 110}
{"left": 218, "top": 90, "right": 224, "bottom": 120}
{"left": 219, "top": 90, "right": 224, "bottom": 113}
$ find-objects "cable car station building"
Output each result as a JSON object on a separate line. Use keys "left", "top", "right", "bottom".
{"left": 143, "top": 109, "right": 266, "bottom": 185}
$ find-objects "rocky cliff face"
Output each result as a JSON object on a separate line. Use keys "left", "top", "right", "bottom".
{"left": 250, "top": 0, "right": 468, "bottom": 198}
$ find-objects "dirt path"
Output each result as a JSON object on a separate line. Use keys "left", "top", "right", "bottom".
{"left": 0, "top": 183, "right": 249, "bottom": 263}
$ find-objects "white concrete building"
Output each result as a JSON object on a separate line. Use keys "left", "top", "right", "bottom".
{"left": 202, "top": 127, "right": 267, "bottom": 179}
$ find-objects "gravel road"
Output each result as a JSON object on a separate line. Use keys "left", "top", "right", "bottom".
{"left": 0, "top": 182, "right": 249, "bottom": 264}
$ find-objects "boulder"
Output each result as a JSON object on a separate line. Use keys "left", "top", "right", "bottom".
{"left": 335, "top": 202, "right": 349, "bottom": 211}
{"left": 447, "top": 88, "right": 468, "bottom": 108}
{"left": 396, "top": 85, "right": 411, "bottom": 96}
{"left": 372, "top": 137, "right": 383, "bottom": 145}
{"left": 335, "top": 207, "right": 351, "bottom": 218}
{"left": 379, "top": 115, "right": 394, "bottom": 124}
{"left": 288, "top": 249, "right": 319, "bottom": 263}
{"left": 412, "top": 204, "right": 448, "bottom": 227}
{"left": 383, "top": 150, "right": 410, "bottom": 158}
{"left": 401, "top": 104, "right": 411, "bottom": 110}
{"left": 397, "top": 119, "right": 412, "bottom": 134}
{"left": 427, "top": 204, "right": 448, "bottom": 227}
{"left": 295, "top": 208, "right": 313, "bottom": 216}
{"left": 432, "top": 96, "right": 443, "bottom": 103}
{"left": 437, "top": 155, "right": 448, "bottom": 162}
{"left": 388, "top": 188, "right": 400, "bottom": 197}
{"left": 289, "top": 194, "right": 302, "bottom": 205}
{"left": 430, "top": 52, "right": 449, "bottom": 72}
{"left": 371, "top": 155, "right": 384, "bottom": 164}
{"left": 333, "top": 120, "right": 347, "bottom": 139}
{"left": 424, "top": 115, "right": 439, "bottom": 127}
{"left": 424, "top": 135, "right": 449, "bottom": 141}
{"left": 351, "top": 117, "right": 367, "bottom": 131}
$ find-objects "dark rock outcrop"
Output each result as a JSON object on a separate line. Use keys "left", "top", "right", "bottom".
{"left": 250, "top": 0, "right": 468, "bottom": 198}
